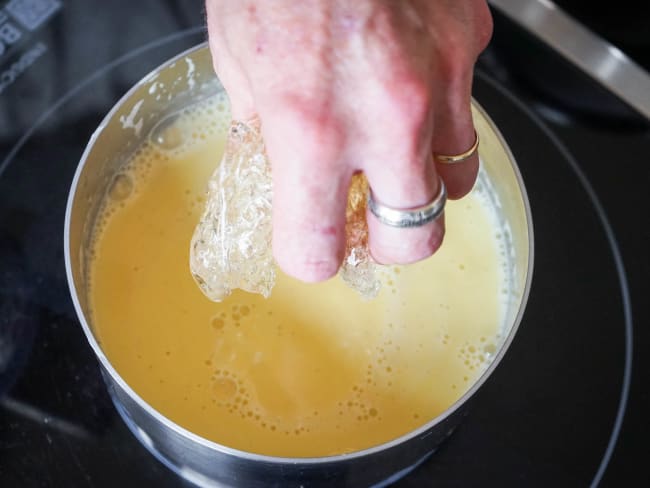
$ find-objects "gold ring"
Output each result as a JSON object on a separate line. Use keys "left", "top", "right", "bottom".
{"left": 434, "top": 130, "right": 479, "bottom": 164}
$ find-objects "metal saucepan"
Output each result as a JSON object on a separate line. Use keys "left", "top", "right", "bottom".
{"left": 64, "top": 43, "right": 533, "bottom": 487}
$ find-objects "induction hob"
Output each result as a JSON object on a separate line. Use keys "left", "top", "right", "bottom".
{"left": 1, "top": 1, "right": 648, "bottom": 486}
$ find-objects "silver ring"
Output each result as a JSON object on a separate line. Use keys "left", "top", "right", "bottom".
{"left": 367, "top": 180, "right": 447, "bottom": 228}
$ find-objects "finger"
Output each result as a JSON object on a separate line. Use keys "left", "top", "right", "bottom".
{"left": 432, "top": 76, "right": 479, "bottom": 200}
{"left": 260, "top": 100, "right": 350, "bottom": 282}
{"left": 365, "top": 155, "right": 445, "bottom": 266}
{"left": 358, "top": 75, "right": 446, "bottom": 266}
{"left": 206, "top": 3, "right": 255, "bottom": 121}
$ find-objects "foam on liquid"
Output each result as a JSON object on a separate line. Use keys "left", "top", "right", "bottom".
{"left": 88, "top": 92, "right": 511, "bottom": 457}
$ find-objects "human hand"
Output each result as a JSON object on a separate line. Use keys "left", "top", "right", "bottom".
{"left": 205, "top": 0, "right": 493, "bottom": 282}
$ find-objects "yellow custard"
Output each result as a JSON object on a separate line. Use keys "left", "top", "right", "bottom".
{"left": 89, "top": 93, "right": 507, "bottom": 457}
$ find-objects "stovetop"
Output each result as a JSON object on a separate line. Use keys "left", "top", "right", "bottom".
{"left": 1, "top": 1, "right": 648, "bottom": 486}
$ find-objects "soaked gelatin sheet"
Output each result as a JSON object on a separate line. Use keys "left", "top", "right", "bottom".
{"left": 190, "top": 120, "right": 379, "bottom": 302}
{"left": 341, "top": 173, "right": 381, "bottom": 299}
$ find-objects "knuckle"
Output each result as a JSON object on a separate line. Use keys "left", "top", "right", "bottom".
{"left": 300, "top": 258, "right": 340, "bottom": 282}
{"left": 436, "top": 40, "right": 474, "bottom": 86}
{"left": 273, "top": 221, "right": 344, "bottom": 283}
{"left": 474, "top": 2, "right": 494, "bottom": 52}
{"left": 425, "top": 225, "right": 445, "bottom": 256}
{"left": 390, "top": 77, "right": 432, "bottom": 123}
{"left": 372, "top": 225, "right": 444, "bottom": 265}
{"left": 275, "top": 95, "right": 344, "bottom": 157}
{"left": 477, "top": 18, "right": 493, "bottom": 53}
{"left": 277, "top": 252, "right": 341, "bottom": 283}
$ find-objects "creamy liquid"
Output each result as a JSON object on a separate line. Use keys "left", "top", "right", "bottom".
{"left": 89, "top": 92, "right": 507, "bottom": 457}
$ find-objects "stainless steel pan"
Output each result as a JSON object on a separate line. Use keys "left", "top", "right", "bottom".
{"left": 64, "top": 42, "right": 533, "bottom": 488}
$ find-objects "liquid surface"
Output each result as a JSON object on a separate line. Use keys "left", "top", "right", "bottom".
{"left": 89, "top": 93, "right": 507, "bottom": 457}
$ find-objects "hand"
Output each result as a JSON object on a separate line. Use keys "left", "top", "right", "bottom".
{"left": 206, "top": 0, "right": 493, "bottom": 282}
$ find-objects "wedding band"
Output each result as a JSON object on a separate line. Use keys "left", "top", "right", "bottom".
{"left": 368, "top": 180, "right": 447, "bottom": 228}
{"left": 434, "top": 130, "right": 479, "bottom": 164}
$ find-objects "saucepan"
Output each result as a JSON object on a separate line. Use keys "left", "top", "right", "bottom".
{"left": 64, "top": 42, "right": 533, "bottom": 487}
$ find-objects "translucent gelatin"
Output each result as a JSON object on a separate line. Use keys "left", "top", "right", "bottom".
{"left": 190, "top": 120, "right": 379, "bottom": 302}
{"left": 190, "top": 120, "right": 275, "bottom": 301}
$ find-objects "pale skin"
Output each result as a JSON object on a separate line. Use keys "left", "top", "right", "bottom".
{"left": 205, "top": 0, "right": 493, "bottom": 282}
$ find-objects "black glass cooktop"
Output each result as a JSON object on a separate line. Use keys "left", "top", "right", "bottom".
{"left": 1, "top": 1, "right": 648, "bottom": 486}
